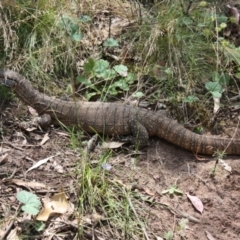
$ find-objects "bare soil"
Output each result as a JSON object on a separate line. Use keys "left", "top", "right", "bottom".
{"left": 1, "top": 102, "right": 240, "bottom": 240}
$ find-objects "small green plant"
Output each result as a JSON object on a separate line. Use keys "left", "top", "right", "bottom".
{"left": 103, "top": 38, "right": 119, "bottom": 47}
{"left": 210, "top": 149, "right": 227, "bottom": 175}
{"left": 176, "top": 218, "right": 189, "bottom": 238}
{"left": 77, "top": 58, "right": 137, "bottom": 100}
{"left": 58, "top": 14, "right": 84, "bottom": 42}
{"left": 132, "top": 91, "right": 145, "bottom": 98}
{"left": 205, "top": 71, "right": 230, "bottom": 98}
{"left": 163, "top": 218, "right": 189, "bottom": 239}
{"left": 163, "top": 230, "right": 174, "bottom": 240}
{"left": 162, "top": 185, "right": 183, "bottom": 197}
{"left": 183, "top": 95, "right": 199, "bottom": 103}
{"left": 213, "top": 149, "right": 227, "bottom": 159}
{"left": 205, "top": 81, "right": 223, "bottom": 98}
{"left": 16, "top": 191, "right": 46, "bottom": 232}
{"left": 16, "top": 190, "right": 41, "bottom": 215}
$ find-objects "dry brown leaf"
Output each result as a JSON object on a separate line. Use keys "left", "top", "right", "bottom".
{"left": 25, "top": 127, "right": 37, "bottom": 132}
{"left": 40, "top": 133, "right": 50, "bottom": 145}
{"left": 28, "top": 106, "right": 38, "bottom": 117}
{"left": 0, "top": 147, "right": 11, "bottom": 154}
{"left": 102, "top": 141, "right": 125, "bottom": 149}
{"left": 0, "top": 217, "right": 13, "bottom": 239}
{"left": 6, "top": 228, "right": 19, "bottom": 240}
{"left": 0, "top": 153, "right": 9, "bottom": 164}
{"left": 55, "top": 131, "right": 70, "bottom": 136}
{"left": 11, "top": 179, "right": 47, "bottom": 189}
{"left": 187, "top": 193, "right": 204, "bottom": 214}
{"left": 90, "top": 212, "right": 105, "bottom": 225}
{"left": 219, "top": 158, "right": 232, "bottom": 172}
{"left": 205, "top": 231, "right": 216, "bottom": 240}
{"left": 144, "top": 188, "right": 155, "bottom": 196}
{"left": 26, "top": 155, "right": 56, "bottom": 173}
{"left": 36, "top": 191, "right": 69, "bottom": 221}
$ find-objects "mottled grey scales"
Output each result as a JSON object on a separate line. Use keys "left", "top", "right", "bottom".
{"left": 1, "top": 69, "right": 240, "bottom": 155}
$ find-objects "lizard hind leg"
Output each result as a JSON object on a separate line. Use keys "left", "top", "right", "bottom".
{"left": 129, "top": 119, "right": 149, "bottom": 148}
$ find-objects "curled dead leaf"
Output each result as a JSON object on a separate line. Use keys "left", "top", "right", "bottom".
{"left": 36, "top": 191, "right": 69, "bottom": 221}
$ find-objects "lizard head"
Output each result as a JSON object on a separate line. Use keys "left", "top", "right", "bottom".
{"left": 0, "top": 69, "right": 21, "bottom": 88}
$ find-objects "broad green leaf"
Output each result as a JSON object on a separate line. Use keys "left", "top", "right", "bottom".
{"left": 69, "top": 22, "right": 79, "bottom": 33}
{"left": 79, "top": 15, "right": 91, "bottom": 22}
{"left": 103, "top": 38, "right": 119, "bottom": 47}
{"left": 113, "top": 80, "right": 129, "bottom": 91}
{"left": 17, "top": 190, "right": 41, "bottom": 215}
{"left": 77, "top": 76, "right": 91, "bottom": 86}
{"left": 58, "top": 15, "right": 71, "bottom": 28}
{"left": 212, "top": 91, "right": 222, "bottom": 98}
{"left": 70, "top": 31, "right": 83, "bottom": 41}
{"left": 22, "top": 205, "right": 40, "bottom": 215}
{"left": 183, "top": 95, "right": 199, "bottom": 103}
{"left": 99, "top": 69, "right": 116, "bottom": 80}
{"left": 83, "top": 58, "right": 95, "bottom": 75}
{"left": 216, "top": 15, "right": 228, "bottom": 24}
{"left": 34, "top": 221, "right": 46, "bottom": 232}
{"left": 58, "top": 15, "right": 77, "bottom": 32}
{"left": 212, "top": 71, "right": 220, "bottom": 82}
{"left": 86, "top": 92, "right": 98, "bottom": 100}
{"left": 123, "top": 72, "right": 137, "bottom": 83}
{"left": 181, "top": 16, "right": 193, "bottom": 25}
{"left": 77, "top": 76, "right": 99, "bottom": 92}
{"left": 205, "top": 81, "right": 222, "bottom": 92}
{"left": 105, "top": 85, "right": 118, "bottom": 95}
{"left": 132, "top": 92, "right": 144, "bottom": 98}
{"left": 234, "top": 72, "right": 240, "bottom": 78}
{"left": 113, "top": 65, "right": 128, "bottom": 77}
{"left": 219, "top": 73, "right": 230, "bottom": 86}
{"left": 212, "top": 71, "right": 230, "bottom": 86}
{"left": 93, "top": 60, "right": 109, "bottom": 75}
{"left": 58, "top": 15, "right": 82, "bottom": 41}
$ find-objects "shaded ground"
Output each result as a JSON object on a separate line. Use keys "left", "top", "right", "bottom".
{"left": 1, "top": 102, "right": 240, "bottom": 240}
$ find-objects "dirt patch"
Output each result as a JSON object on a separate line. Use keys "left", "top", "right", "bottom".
{"left": 1, "top": 102, "right": 240, "bottom": 240}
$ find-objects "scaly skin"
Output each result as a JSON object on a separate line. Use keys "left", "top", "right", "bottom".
{"left": 1, "top": 69, "right": 240, "bottom": 155}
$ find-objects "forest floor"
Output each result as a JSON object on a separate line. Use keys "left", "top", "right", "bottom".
{"left": 1, "top": 101, "right": 240, "bottom": 240}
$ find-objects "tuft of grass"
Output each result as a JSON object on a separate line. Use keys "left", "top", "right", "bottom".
{"left": 0, "top": 0, "right": 80, "bottom": 93}
{"left": 74, "top": 148, "right": 148, "bottom": 238}
{"left": 131, "top": 0, "right": 235, "bottom": 124}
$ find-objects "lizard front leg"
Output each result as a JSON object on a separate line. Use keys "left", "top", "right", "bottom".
{"left": 129, "top": 119, "right": 149, "bottom": 148}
